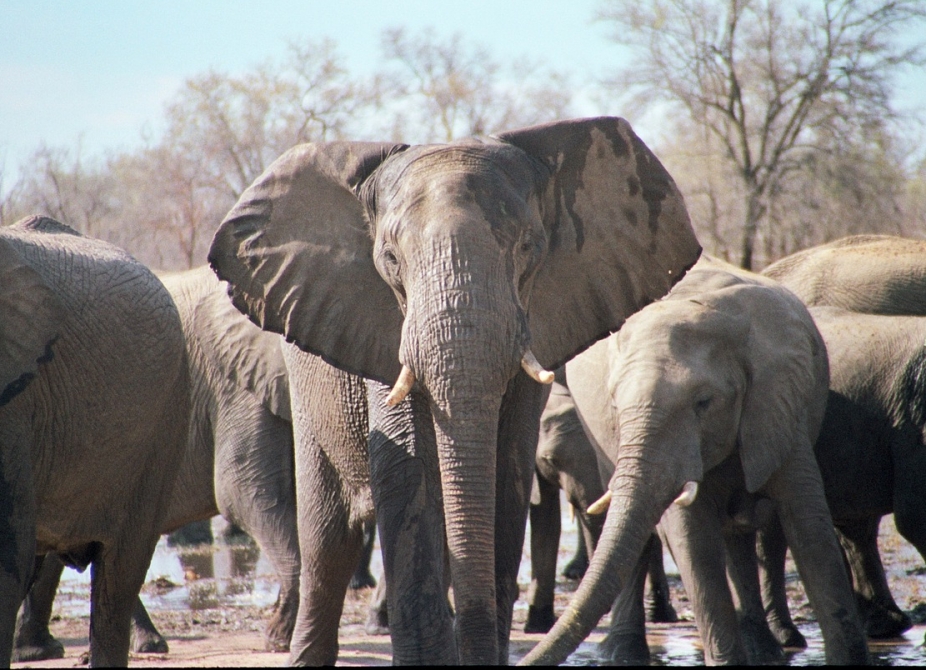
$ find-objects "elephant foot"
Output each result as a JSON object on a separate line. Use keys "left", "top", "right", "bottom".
{"left": 562, "top": 555, "right": 589, "bottom": 580}
{"left": 11, "top": 632, "right": 65, "bottom": 662}
{"left": 863, "top": 603, "right": 913, "bottom": 639}
{"left": 739, "top": 615, "right": 785, "bottom": 664}
{"left": 599, "top": 631, "right": 651, "bottom": 666}
{"left": 645, "top": 594, "right": 678, "bottom": 623}
{"left": 349, "top": 569, "right": 377, "bottom": 590}
{"left": 767, "top": 617, "right": 807, "bottom": 650}
{"left": 524, "top": 605, "right": 556, "bottom": 634}
{"left": 131, "top": 629, "right": 169, "bottom": 654}
{"left": 263, "top": 613, "right": 293, "bottom": 653}
{"left": 364, "top": 600, "right": 390, "bottom": 636}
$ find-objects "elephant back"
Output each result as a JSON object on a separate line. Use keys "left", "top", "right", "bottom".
{"left": 762, "top": 235, "right": 926, "bottom": 315}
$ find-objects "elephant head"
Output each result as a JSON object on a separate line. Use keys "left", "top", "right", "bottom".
{"left": 0, "top": 217, "right": 67, "bottom": 407}
{"left": 209, "top": 117, "right": 700, "bottom": 663}
{"left": 523, "top": 257, "right": 829, "bottom": 664}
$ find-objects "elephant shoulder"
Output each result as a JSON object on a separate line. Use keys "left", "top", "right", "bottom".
{"left": 187, "top": 268, "right": 291, "bottom": 421}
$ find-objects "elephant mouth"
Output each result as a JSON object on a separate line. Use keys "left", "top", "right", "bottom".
{"left": 385, "top": 347, "right": 554, "bottom": 406}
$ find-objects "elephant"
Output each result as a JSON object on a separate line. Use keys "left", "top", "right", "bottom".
{"left": 12, "top": 264, "right": 301, "bottom": 661}
{"left": 756, "top": 234, "right": 926, "bottom": 642}
{"left": 521, "top": 255, "right": 870, "bottom": 665}
{"left": 208, "top": 116, "right": 701, "bottom": 664}
{"left": 0, "top": 215, "right": 190, "bottom": 667}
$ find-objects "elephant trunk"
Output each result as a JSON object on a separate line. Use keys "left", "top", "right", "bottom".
{"left": 520, "top": 455, "right": 674, "bottom": 665}
{"left": 403, "top": 265, "right": 526, "bottom": 664}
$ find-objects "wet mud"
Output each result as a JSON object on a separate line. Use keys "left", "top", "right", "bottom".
{"left": 11, "top": 512, "right": 926, "bottom": 666}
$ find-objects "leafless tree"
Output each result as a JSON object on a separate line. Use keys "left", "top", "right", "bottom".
{"left": 379, "top": 27, "right": 573, "bottom": 143}
{"left": 597, "top": 0, "right": 926, "bottom": 268}
{"left": 11, "top": 141, "right": 115, "bottom": 238}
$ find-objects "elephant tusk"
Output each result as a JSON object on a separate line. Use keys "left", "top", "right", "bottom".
{"left": 521, "top": 349, "right": 555, "bottom": 384}
{"left": 386, "top": 365, "right": 416, "bottom": 406}
{"left": 587, "top": 490, "right": 612, "bottom": 515}
{"left": 673, "top": 481, "right": 699, "bottom": 507}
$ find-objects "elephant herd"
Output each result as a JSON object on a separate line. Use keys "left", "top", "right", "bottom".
{"left": 0, "top": 115, "right": 924, "bottom": 666}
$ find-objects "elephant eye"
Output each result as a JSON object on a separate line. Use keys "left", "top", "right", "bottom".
{"left": 695, "top": 397, "right": 712, "bottom": 416}
{"left": 383, "top": 249, "right": 398, "bottom": 265}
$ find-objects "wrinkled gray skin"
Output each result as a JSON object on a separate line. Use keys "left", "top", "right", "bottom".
{"left": 0, "top": 216, "right": 189, "bottom": 667}
{"left": 526, "top": 372, "right": 677, "bottom": 635}
{"left": 12, "top": 265, "right": 300, "bottom": 661}
{"left": 759, "top": 234, "right": 926, "bottom": 642}
{"left": 522, "top": 256, "right": 870, "bottom": 666}
{"left": 208, "top": 116, "right": 701, "bottom": 664}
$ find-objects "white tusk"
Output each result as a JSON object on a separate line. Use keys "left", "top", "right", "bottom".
{"left": 521, "top": 349, "right": 554, "bottom": 384}
{"left": 386, "top": 365, "right": 416, "bottom": 406}
{"left": 587, "top": 490, "right": 612, "bottom": 515}
{"left": 673, "top": 481, "right": 699, "bottom": 507}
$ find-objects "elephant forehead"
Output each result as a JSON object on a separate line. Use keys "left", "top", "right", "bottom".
{"left": 375, "top": 144, "right": 543, "bottom": 242}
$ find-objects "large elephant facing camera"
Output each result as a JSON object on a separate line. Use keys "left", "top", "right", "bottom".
{"left": 522, "top": 256, "right": 869, "bottom": 665}
{"left": 209, "top": 116, "right": 700, "bottom": 664}
{"left": 0, "top": 216, "right": 189, "bottom": 667}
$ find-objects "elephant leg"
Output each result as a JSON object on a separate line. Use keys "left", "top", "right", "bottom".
{"left": 756, "top": 515, "right": 806, "bottom": 648}
{"left": 283, "top": 349, "right": 372, "bottom": 666}
{"left": 367, "top": 381, "right": 456, "bottom": 665}
{"left": 562, "top": 515, "right": 589, "bottom": 580}
{"left": 660, "top": 500, "right": 748, "bottom": 665}
{"left": 494, "top": 372, "right": 545, "bottom": 663}
{"left": 129, "top": 598, "right": 168, "bottom": 654}
{"left": 214, "top": 409, "right": 300, "bottom": 653}
{"left": 87, "top": 536, "right": 159, "bottom": 667}
{"left": 764, "top": 445, "right": 870, "bottom": 665}
{"left": 644, "top": 532, "right": 677, "bottom": 623}
{"left": 525, "top": 472, "right": 561, "bottom": 633}
{"left": 350, "top": 519, "right": 378, "bottom": 590}
{"left": 599, "top": 534, "right": 656, "bottom": 665}
{"left": 837, "top": 517, "right": 912, "bottom": 638}
{"left": 13, "top": 555, "right": 65, "bottom": 662}
{"left": 364, "top": 576, "right": 390, "bottom": 635}
{"left": 723, "top": 529, "right": 784, "bottom": 663}
{"left": 0, "top": 426, "right": 37, "bottom": 666}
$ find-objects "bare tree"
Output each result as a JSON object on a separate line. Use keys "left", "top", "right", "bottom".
{"left": 11, "top": 141, "right": 115, "bottom": 238}
{"left": 598, "top": 0, "right": 926, "bottom": 268}
{"left": 379, "top": 27, "right": 573, "bottom": 143}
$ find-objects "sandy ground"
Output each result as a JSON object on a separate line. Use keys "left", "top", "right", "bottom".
{"left": 11, "top": 516, "right": 926, "bottom": 667}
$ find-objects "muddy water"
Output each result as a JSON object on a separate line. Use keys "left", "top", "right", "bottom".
{"left": 52, "top": 505, "right": 926, "bottom": 665}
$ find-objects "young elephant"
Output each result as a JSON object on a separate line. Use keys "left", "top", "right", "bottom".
{"left": 13, "top": 265, "right": 300, "bottom": 661}
{"left": 0, "top": 216, "right": 189, "bottom": 667}
{"left": 522, "top": 256, "right": 870, "bottom": 666}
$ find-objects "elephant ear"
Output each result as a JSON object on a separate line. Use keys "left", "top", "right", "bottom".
{"left": 193, "top": 270, "right": 292, "bottom": 421}
{"left": 497, "top": 117, "right": 701, "bottom": 370}
{"left": 209, "top": 141, "right": 409, "bottom": 385}
{"left": 733, "top": 284, "right": 825, "bottom": 493}
{"left": 0, "top": 230, "right": 65, "bottom": 406}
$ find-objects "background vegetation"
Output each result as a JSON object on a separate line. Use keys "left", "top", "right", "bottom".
{"left": 2, "top": 0, "right": 924, "bottom": 271}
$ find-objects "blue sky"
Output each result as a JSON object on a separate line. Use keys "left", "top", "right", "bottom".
{"left": 2, "top": 0, "right": 925, "bottom": 183}
{"left": 0, "top": 0, "right": 621, "bottom": 176}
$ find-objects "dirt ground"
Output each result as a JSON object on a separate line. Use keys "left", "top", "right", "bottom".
{"left": 11, "top": 516, "right": 926, "bottom": 667}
